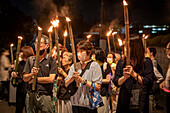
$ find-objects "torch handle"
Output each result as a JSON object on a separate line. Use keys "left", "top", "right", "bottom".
{"left": 32, "top": 30, "right": 41, "bottom": 91}
{"left": 107, "top": 36, "right": 111, "bottom": 52}
{"left": 67, "top": 22, "right": 78, "bottom": 86}
{"left": 49, "top": 33, "right": 52, "bottom": 57}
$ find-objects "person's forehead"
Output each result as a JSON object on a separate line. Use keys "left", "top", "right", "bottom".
{"left": 107, "top": 54, "right": 113, "bottom": 57}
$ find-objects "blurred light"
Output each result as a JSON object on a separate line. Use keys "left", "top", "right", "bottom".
{"left": 152, "top": 31, "right": 157, "bottom": 34}
{"left": 157, "top": 28, "right": 162, "bottom": 31}
{"left": 152, "top": 25, "right": 157, "bottom": 28}
{"left": 139, "top": 30, "right": 143, "bottom": 33}
{"left": 152, "top": 28, "right": 156, "bottom": 31}
{"left": 162, "top": 28, "right": 167, "bottom": 31}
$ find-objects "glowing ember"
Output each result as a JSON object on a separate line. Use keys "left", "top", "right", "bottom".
{"left": 112, "top": 32, "right": 117, "bottom": 35}
{"left": 18, "top": 36, "right": 23, "bottom": 40}
{"left": 123, "top": 0, "right": 128, "bottom": 6}
{"left": 51, "top": 19, "right": 59, "bottom": 27}
{"left": 48, "top": 26, "right": 53, "bottom": 32}
{"left": 38, "top": 26, "right": 42, "bottom": 30}
{"left": 118, "top": 38, "right": 123, "bottom": 46}
{"left": 64, "top": 30, "right": 68, "bottom": 37}
{"left": 142, "top": 34, "right": 145, "bottom": 38}
{"left": 66, "top": 17, "right": 71, "bottom": 22}
{"left": 10, "top": 44, "right": 14, "bottom": 47}
{"left": 106, "top": 30, "right": 112, "bottom": 37}
{"left": 87, "top": 35, "right": 92, "bottom": 39}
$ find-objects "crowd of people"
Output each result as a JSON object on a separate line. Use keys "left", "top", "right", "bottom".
{"left": 0, "top": 34, "right": 169, "bottom": 113}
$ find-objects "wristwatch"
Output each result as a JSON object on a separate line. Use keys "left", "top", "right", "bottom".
{"left": 82, "top": 79, "right": 87, "bottom": 85}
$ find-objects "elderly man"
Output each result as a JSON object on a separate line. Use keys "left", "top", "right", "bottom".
{"left": 23, "top": 35, "right": 57, "bottom": 113}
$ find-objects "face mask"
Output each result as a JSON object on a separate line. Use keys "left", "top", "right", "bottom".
{"left": 107, "top": 58, "right": 113, "bottom": 64}
{"left": 78, "top": 52, "right": 87, "bottom": 62}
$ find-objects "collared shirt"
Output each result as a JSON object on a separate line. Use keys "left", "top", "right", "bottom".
{"left": 65, "top": 61, "right": 102, "bottom": 107}
{"left": 23, "top": 54, "right": 58, "bottom": 95}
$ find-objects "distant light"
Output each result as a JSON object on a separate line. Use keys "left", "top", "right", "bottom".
{"left": 129, "top": 25, "right": 132, "bottom": 28}
{"left": 152, "top": 31, "right": 157, "bottom": 34}
{"left": 152, "top": 25, "right": 157, "bottom": 28}
{"left": 163, "top": 25, "right": 167, "bottom": 27}
{"left": 139, "top": 30, "right": 143, "bottom": 33}
{"left": 99, "top": 24, "right": 101, "bottom": 27}
{"left": 167, "top": 26, "right": 169, "bottom": 28}
{"left": 152, "top": 28, "right": 156, "bottom": 31}
{"left": 157, "top": 28, "right": 162, "bottom": 31}
{"left": 162, "top": 28, "right": 167, "bottom": 31}
{"left": 144, "top": 25, "right": 151, "bottom": 28}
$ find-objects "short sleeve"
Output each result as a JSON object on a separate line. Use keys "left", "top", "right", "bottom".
{"left": 91, "top": 62, "right": 103, "bottom": 84}
{"left": 23, "top": 57, "right": 32, "bottom": 73}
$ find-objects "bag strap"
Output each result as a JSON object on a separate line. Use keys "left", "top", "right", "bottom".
{"left": 79, "top": 60, "right": 93, "bottom": 77}
{"left": 90, "top": 82, "right": 96, "bottom": 91}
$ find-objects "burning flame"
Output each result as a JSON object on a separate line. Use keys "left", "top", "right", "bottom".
{"left": 123, "top": 0, "right": 128, "bottom": 6}
{"left": 145, "top": 35, "right": 149, "bottom": 39}
{"left": 142, "top": 34, "right": 145, "bottom": 38}
{"left": 112, "top": 32, "right": 117, "bottom": 35}
{"left": 48, "top": 26, "right": 53, "bottom": 32}
{"left": 18, "top": 36, "right": 23, "bottom": 40}
{"left": 66, "top": 17, "right": 71, "bottom": 22}
{"left": 10, "top": 44, "right": 14, "bottom": 47}
{"left": 38, "top": 26, "right": 42, "bottom": 30}
{"left": 118, "top": 38, "right": 123, "bottom": 46}
{"left": 106, "top": 30, "right": 112, "bottom": 37}
{"left": 64, "top": 30, "right": 68, "bottom": 37}
{"left": 51, "top": 19, "right": 59, "bottom": 27}
{"left": 87, "top": 35, "right": 92, "bottom": 39}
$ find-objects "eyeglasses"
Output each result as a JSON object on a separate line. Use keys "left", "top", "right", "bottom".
{"left": 164, "top": 48, "right": 170, "bottom": 51}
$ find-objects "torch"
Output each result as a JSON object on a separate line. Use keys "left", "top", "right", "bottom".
{"left": 48, "top": 26, "right": 53, "bottom": 57}
{"left": 118, "top": 38, "right": 123, "bottom": 52}
{"left": 87, "top": 35, "right": 92, "bottom": 41}
{"left": 112, "top": 32, "right": 117, "bottom": 52}
{"left": 10, "top": 44, "right": 14, "bottom": 64}
{"left": 123, "top": 0, "right": 130, "bottom": 65}
{"left": 13, "top": 36, "right": 22, "bottom": 84}
{"left": 63, "top": 30, "right": 68, "bottom": 48}
{"left": 32, "top": 26, "right": 42, "bottom": 91}
{"left": 144, "top": 35, "right": 149, "bottom": 53}
{"left": 106, "top": 29, "right": 112, "bottom": 52}
{"left": 66, "top": 17, "right": 79, "bottom": 87}
{"left": 51, "top": 19, "right": 61, "bottom": 68}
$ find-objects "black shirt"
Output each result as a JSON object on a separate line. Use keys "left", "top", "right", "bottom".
{"left": 100, "top": 62, "right": 112, "bottom": 96}
{"left": 23, "top": 54, "right": 58, "bottom": 95}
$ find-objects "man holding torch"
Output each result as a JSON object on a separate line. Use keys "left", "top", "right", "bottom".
{"left": 23, "top": 35, "right": 58, "bottom": 113}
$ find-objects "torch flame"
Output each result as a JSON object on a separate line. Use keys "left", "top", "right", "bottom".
{"left": 112, "top": 32, "right": 117, "bottom": 35}
{"left": 18, "top": 36, "right": 23, "bottom": 40}
{"left": 106, "top": 30, "right": 112, "bottom": 37}
{"left": 87, "top": 35, "right": 92, "bottom": 39}
{"left": 118, "top": 38, "right": 123, "bottom": 46}
{"left": 64, "top": 30, "right": 68, "bottom": 37}
{"left": 48, "top": 26, "right": 53, "bottom": 32}
{"left": 145, "top": 35, "right": 149, "bottom": 39}
{"left": 10, "top": 44, "right": 14, "bottom": 47}
{"left": 51, "top": 19, "right": 59, "bottom": 27}
{"left": 142, "top": 34, "right": 145, "bottom": 38}
{"left": 123, "top": 0, "right": 128, "bottom": 6}
{"left": 66, "top": 17, "right": 71, "bottom": 22}
{"left": 38, "top": 26, "right": 42, "bottom": 30}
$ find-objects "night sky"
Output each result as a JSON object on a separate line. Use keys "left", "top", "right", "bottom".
{"left": 11, "top": 0, "right": 170, "bottom": 25}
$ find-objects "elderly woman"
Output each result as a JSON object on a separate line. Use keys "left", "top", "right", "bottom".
{"left": 65, "top": 40, "right": 103, "bottom": 113}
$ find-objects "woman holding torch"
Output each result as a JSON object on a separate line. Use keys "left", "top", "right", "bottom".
{"left": 65, "top": 40, "right": 103, "bottom": 113}
{"left": 11, "top": 46, "right": 34, "bottom": 113}
{"left": 113, "top": 34, "right": 154, "bottom": 113}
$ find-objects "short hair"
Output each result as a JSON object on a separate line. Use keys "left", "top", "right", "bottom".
{"left": 107, "top": 52, "right": 116, "bottom": 59}
{"left": 76, "top": 40, "right": 94, "bottom": 57}
{"left": 149, "top": 47, "right": 156, "bottom": 57}
{"left": 21, "top": 46, "right": 35, "bottom": 59}
{"left": 94, "top": 47, "right": 106, "bottom": 63}
{"left": 36, "top": 34, "right": 49, "bottom": 44}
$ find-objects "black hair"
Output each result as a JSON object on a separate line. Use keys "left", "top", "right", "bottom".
{"left": 149, "top": 47, "right": 156, "bottom": 57}
{"left": 94, "top": 47, "right": 106, "bottom": 63}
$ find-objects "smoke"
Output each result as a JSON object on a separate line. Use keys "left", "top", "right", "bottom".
{"left": 109, "top": 19, "right": 121, "bottom": 29}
